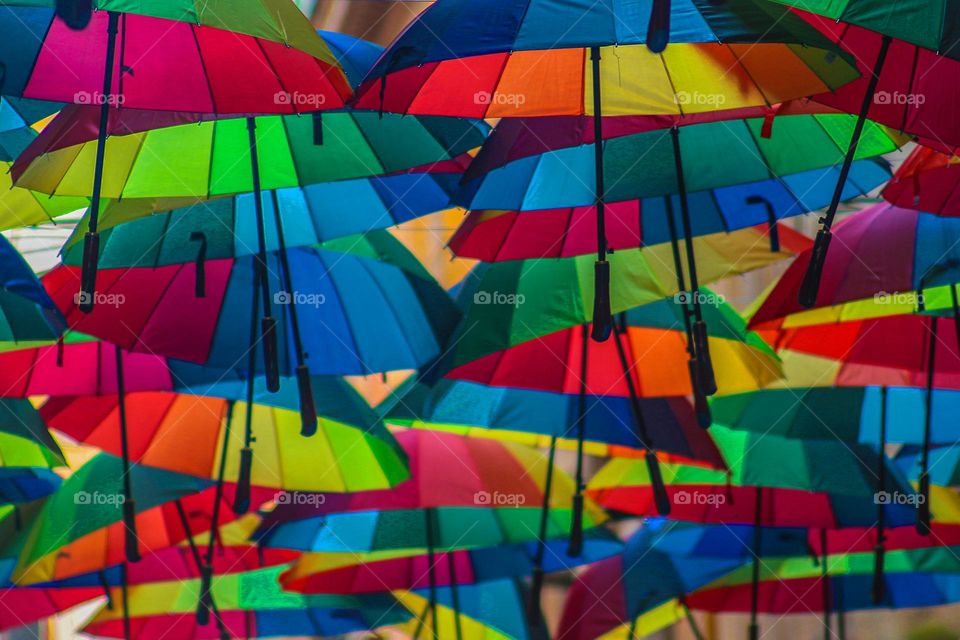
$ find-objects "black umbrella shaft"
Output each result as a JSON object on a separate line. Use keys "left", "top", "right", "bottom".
{"left": 206, "top": 401, "right": 235, "bottom": 565}
{"left": 749, "top": 487, "right": 763, "bottom": 640}
{"left": 820, "top": 35, "right": 892, "bottom": 233}
{"left": 89, "top": 11, "right": 120, "bottom": 235}
{"left": 534, "top": 435, "right": 558, "bottom": 568}
{"left": 268, "top": 191, "right": 306, "bottom": 364}
{"left": 590, "top": 46, "right": 606, "bottom": 261}
{"left": 246, "top": 118, "right": 273, "bottom": 315}
{"left": 669, "top": 126, "right": 702, "bottom": 321}
{"left": 821, "top": 528, "right": 831, "bottom": 640}
{"left": 424, "top": 508, "right": 439, "bottom": 640}
{"left": 663, "top": 197, "right": 693, "bottom": 343}
{"left": 244, "top": 268, "right": 260, "bottom": 450}
{"left": 920, "top": 315, "right": 938, "bottom": 532}
{"left": 611, "top": 321, "right": 652, "bottom": 451}
{"left": 121, "top": 562, "right": 130, "bottom": 640}
{"left": 115, "top": 345, "right": 133, "bottom": 502}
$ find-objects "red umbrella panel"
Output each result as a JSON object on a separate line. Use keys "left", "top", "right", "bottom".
{"left": 883, "top": 146, "right": 960, "bottom": 216}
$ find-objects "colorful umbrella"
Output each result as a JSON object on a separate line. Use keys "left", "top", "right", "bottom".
{"left": 43, "top": 244, "right": 460, "bottom": 377}
{"left": 40, "top": 392, "right": 409, "bottom": 493}
{"left": 388, "top": 378, "right": 725, "bottom": 465}
{"left": 392, "top": 579, "right": 531, "bottom": 640}
{"left": 0, "top": 1, "right": 352, "bottom": 320}
{"left": 0, "top": 400, "right": 64, "bottom": 504}
{"left": 352, "top": 0, "right": 857, "bottom": 342}
{"left": 82, "top": 564, "right": 406, "bottom": 639}
{"left": 0, "top": 234, "right": 66, "bottom": 346}
{"left": 0, "top": 96, "right": 57, "bottom": 160}
{"left": 278, "top": 529, "right": 621, "bottom": 594}
{"left": 883, "top": 146, "right": 960, "bottom": 216}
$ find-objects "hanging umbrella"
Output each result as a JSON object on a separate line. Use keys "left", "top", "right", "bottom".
{"left": 387, "top": 378, "right": 724, "bottom": 465}
{"left": 748, "top": 7, "right": 960, "bottom": 305}
{"left": 883, "top": 146, "right": 960, "bottom": 216}
{"left": 557, "top": 520, "right": 812, "bottom": 640}
{"left": 450, "top": 169, "right": 879, "bottom": 261}
{"left": 42, "top": 243, "right": 460, "bottom": 376}
{"left": 278, "top": 529, "right": 621, "bottom": 595}
{"left": 0, "top": 96, "right": 59, "bottom": 160}
{"left": 40, "top": 392, "right": 410, "bottom": 493}
{"left": 751, "top": 203, "right": 960, "bottom": 324}
{"left": 0, "top": 0, "right": 352, "bottom": 317}
{"left": 351, "top": 0, "right": 857, "bottom": 345}
{"left": 586, "top": 424, "right": 917, "bottom": 528}
{"left": 391, "top": 579, "right": 532, "bottom": 640}
{"left": 0, "top": 587, "right": 102, "bottom": 633}
{"left": 0, "top": 234, "right": 66, "bottom": 346}
{"left": 82, "top": 564, "right": 407, "bottom": 639}
{"left": 0, "top": 401, "right": 64, "bottom": 503}
{"left": 4, "top": 453, "right": 272, "bottom": 585}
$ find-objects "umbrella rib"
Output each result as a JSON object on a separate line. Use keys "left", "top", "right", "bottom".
{"left": 189, "top": 24, "right": 220, "bottom": 115}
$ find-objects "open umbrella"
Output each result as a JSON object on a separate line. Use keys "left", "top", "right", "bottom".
{"left": 351, "top": 0, "right": 857, "bottom": 344}
{"left": 0, "top": 0, "right": 352, "bottom": 313}
{"left": 0, "top": 399, "right": 64, "bottom": 504}
{"left": 883, "top": 146, "right": 960, "bottom": 216}
{"left": 0, "top": 234, "right": 66, "bottom": 347}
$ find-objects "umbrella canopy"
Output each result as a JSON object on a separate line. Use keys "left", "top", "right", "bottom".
{"left": 0, "top": 403, "right": 64, "bottom": 503}
{"left": 0, "top": 234, "right": 66, "bottom": 346}
{"left": 43, "top": 244, "right": 460, "bottom": 375}
{"left": 279, "top": 529, "right": 621, "bottom": 594}
{"left": 438, "top": 239, "right": 800, "bottom": 373}
{"left": 12, "top": 105, "right": 487, "bottom": 202}
{"left": 883, "top": 146, "right": 960, "bottom": 216}
{"left": 449, "top": 165, "right": 885, "bottom": 261}
{"left": 586, "top": 425, "right": 917, "bottom": 528}
{"left": 351, "top": 0, "right": 857, "bottom": 117}
{"left": 0, "top": 587, "right": 102, "bottom": 633}
{"left": 445, "top": 291, "right": 781, "bottom": 397}
{"left": 455, "top": 114, "right": 901, "bottom": 213}
{"left": 391, "top": 580, "right": 531, "bottom": 640}
{"left": 767, "top": 0, "right": 960, "bottom": 58}
{"left": 387, "top": 378, "right": 725, "bottom": 465}
{"left": 750, "top": 203, "right": 960, "bottom": 324}
{"left": 557, "top": 520, "right": 811, "bottom": 640}
{"left": 40, "top": 392, "right": 409, "bottom": 492}
{"left": 82, "top": 565, "right": 406, "bottom": 639}
{"left": 249, "top": 429, "right": 604, "bottom": 517}
{"left": 711, "top": 386, "right": 960, "bottom": 446}
{"left": 5, "top": 453, "right": 272, "bottom": 585}
{"left": 0, "top": 0, "right": 351, "bottom": 113}
{"left": 0, "top": 96, "right": 58, "bottom": 160}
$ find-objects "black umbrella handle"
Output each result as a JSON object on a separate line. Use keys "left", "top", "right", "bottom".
{"left": 748, "top": 622, "right": 760, "bottom": 640}
{"left": 872, "top": 543, "right": 885, "bottom": 604}
{"left": 261, "top": 316, "right": 280, "bottom": 393}
{"left": 78, "top": 232, "right": 100, "bottom": 314}
{"left": 56, "top": 0, "right": 93, "bottom": 29}
{"left": 646, "top": 0, "right": 671, "bottom": 53}
{"left": 691, "top": 370, "right": 712, "bottom": 429}
{"left": 122, "top": 498, "right": 140, "bottom": 563}
{"left": 566, "top": 493, "right": 584, "bottom": 557}
{"left": 527, "top": 566, "right": 545, "bottom": 621}
{"left": 917, "top": 471, "right": 931, "bottom": 535}
{"left": 591, "top": 260, "right": 612, "bottom": 342}
{"left": 296, "top": 365, "right": 317, "bottom": 436}
{"left": 692, "top": 320, "right": 717, "bottom": 396}
{"left": 646, "top": 450, "right": 671, "bottom": 516}
{"left": 799, "top": 225, "right": 833, "bottom": 309}
{"left": 190, "top": 232, "right": 207, "bottom": 298}
{"left": 196, "top": 563, "right": 213, "bottom": 626}
{"left": 233, "top": 447, "right": 254, "bottom": 515}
